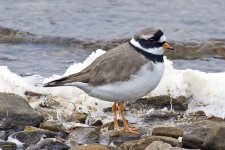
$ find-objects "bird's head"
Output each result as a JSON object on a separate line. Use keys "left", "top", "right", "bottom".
{"left": 130, "top": 27, "right": 174, "bottom": 55}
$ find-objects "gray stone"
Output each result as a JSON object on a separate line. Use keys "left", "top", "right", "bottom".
{"left": 7, "top": 129, "right": 65, "bottom": 149}
{"left": 182, "top": 127, "right": 212, "bottom": 149}
{"left": 70, "top": 144, "right": 117, "bottom": 150}
{"left": 25, "top": 138, "right": 69, "bottom": 150}
{"left": 145, "top": 141, "right": 172, "bottom": 150}
{"left": 202, "top": 126, "right": 225, "bottom": 150}
{"left": 126, "top": 95, "right": 188, "bottom": 111}
{"left": 68, "top": 127, "right": 100, "bottom": 144}
{"left": 130, "top": 136, "right": 181, "bottom": 150}
{"left": 152, "top": 126, "right": 184, "bottom": 138}
{"left": 0, "top": 93, "right": 43, "bottom": 130}
{"left": 109, "top": 131, "right": 141, "bottom": 145}
{"left": 40, "top": 120, "right": 64, "bottom": 132}
{"left": 0, "top": 139, "right": 16, "bottom": 150}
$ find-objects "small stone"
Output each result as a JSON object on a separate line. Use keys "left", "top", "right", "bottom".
{"left": 189, "top": 110, "right": 206, "bottom": 116}
{"left": 126, "top": 95, "right": 188, "bottom": 111}
{"left": 0, "top": 93, "right": 43, "bottom": 130}
{"left": 145, "top": 141, "right": 172, "bottom": 150}
{"left": 152, "top": 126, "right": 184, "bottom": 138}
{"left": 7, "top": 129, "right": 65, "bottom": 149}
{"left": 207, "top": 115, "right": 224, "bottom": 122}
{"left": 91, "top": 120, "right": 103, "bottom": 127}
{"left": 0, "top": 129, "right": 14, "bottom": 140}
{"left": 143, "top": 110, "right": 176, "bottom": 122}
{"left": 0, "top": 139, "right": 16, "bottom": 150}
{"left": 202, "top": 126, "right": 225, "bottom": 150}
{"left": 70, "top": 112, "right": 88, "bottom": 123}
{"left": 109, "top": 131, "right": 141, "bottom": 145}
{"left": 68, "top": 127, "right": 100, "bottom": 144}
{"left": 130, "top": 136, "right": 181, "bottom": 150}
{"left": 70, "top": 144, "right": 109, "bottom": 150}
{"left": 40, "top": 120, "right": 64, "bottom": 131}
{"left": 182, "top": 127, "right": 212, "bottom": 149}
{"left": 24, "top": 91, "right": 45, "bottom": 97}
{"left": 120, "top": 140, "right": 139, "bottom": 150}
{"left": 25, "top": 138, "right": 69, "bottom": 150}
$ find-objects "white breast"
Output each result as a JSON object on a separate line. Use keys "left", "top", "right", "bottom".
{"left": 74, "top": 62, "right": 165, "bottom": 102}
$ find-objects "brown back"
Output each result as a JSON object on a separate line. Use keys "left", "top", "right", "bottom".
{"left": 62, "top": 43, "right": 150, "bottom": 86}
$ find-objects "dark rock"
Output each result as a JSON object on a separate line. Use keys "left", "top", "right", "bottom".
{"left": 120, "top": 140, "right": 139, "bottom": 150}
{"left": 70, "top": 144, "right": 118, "bottom": 150}
{"left": 25, "top": 138, "right": 69, "bottom": 150}
{"left": 7, "top": 128, "right": 65, "bottom": 149}
{"left": 202, "top": 126, "right": 225, "bottom": 150}
{"left": 189, "top": 110, "right": 206, "bottom": 116}
{"left": 103, "top": 107, "right": 112, "bottom": 113}
{"left": 40, "top": 120, "right": 64, "bottom": 132}
{"left": 109, "top": 131, "right": 141, "bottom": 145}
{"left": 24, "top": 91, "right": 45, "bottom": 98}
{"left": 207, "top": 115, "right": 224, "bottom": 122}
{"left": 70, "top": 112, "right": 87, "bottom": 123}
{"left": 0, "top": 139, "right": 16, "bottom": 150}
{"left": 183, "top": 126, "right": 225, "bottom": 150}
{"left": 145, "top": 141, "right": 189, "bottom": 150}
{"left": 38, "top": 97, "right": 60, "bottom": 109}
{"left": 91, "top": 120, "right": 103, "bottom": 127}
{"left": 182, "top": 127, "right": 212, "bottom": 149}
{"left": 130, "top": 136, "right": 181, "bottom": 150}
{"left": 0, "top": 129, "right": 14, "bottom": 140}
{"left": 143, "top": 110, "right": 177, "bottom": 122}
{"left": 0, "top": 93, "right": 43, "bottom": 130}
{"left": 152, "top": 126, "right": 184, "bottom": 138}
{"left": 126, "top": 95, "right": 188, "bottom": 111}
{"left": 68, "top": 127, "right": 100, "bottom": 144}
{"left": 35, "top": 107, "right": 57, "bottom": 120}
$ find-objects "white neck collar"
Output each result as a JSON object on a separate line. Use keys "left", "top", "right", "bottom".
{"left": 129, "top": 38, "right": 164, "bottom": 55}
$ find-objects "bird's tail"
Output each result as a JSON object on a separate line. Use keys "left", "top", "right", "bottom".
{"left": 43, "top": 76, "right": 69, "bottom": 87}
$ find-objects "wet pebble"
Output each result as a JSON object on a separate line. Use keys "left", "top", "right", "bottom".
{"left": 0, "top": 139, "right": 16, "bottom": 150}
{"left": 182, "top": 126, "right": 225, "bottom": 150}
{"left": 109, "top": 131, "right": 141, "bottom": 146}
{"left": 126, "top": 95, "right": 188, "bottom": 111}
{"left": 0, "top": 93, "right": 43, "bottom": 130}
{"left": 7, "top": 128, "right": 66, "bottom": 149}
{"left": 40, "top": 120, "right": 64, "bottom": 132}
{"left": 130, "top": 136, "right": 181, "bottom": 150}
{"left": 70, "top": 112, "right": 88, "bottom": 123}
{"left": 68, "top": 127, "right": 100, "bottom": 144}
{"left": 152, "top": 126, "right": 184, "bottom": 139}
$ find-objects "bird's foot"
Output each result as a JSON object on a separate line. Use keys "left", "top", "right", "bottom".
{"left": 115, "top": 126, "right": 139, "bottom": 134}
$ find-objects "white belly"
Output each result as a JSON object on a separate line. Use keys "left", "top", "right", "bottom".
{"left": 75, "top": 62, "right": 164, "bottom": 102}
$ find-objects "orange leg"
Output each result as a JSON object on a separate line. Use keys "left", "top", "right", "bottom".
{"left": 112, "top": 102, "right": 119, "bottom": 130}
{"left": 118, "top": 102, "right": 138, "bottom": 134}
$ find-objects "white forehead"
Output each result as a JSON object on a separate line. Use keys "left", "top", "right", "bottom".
{"left": 139, "top": 34, "right": 153, "bottom": 40}
{"left": 159, "top": 35, "right": 166, "bottom": 43}
{"left": 140, "top": 34, "right": 167, "bottom": 42}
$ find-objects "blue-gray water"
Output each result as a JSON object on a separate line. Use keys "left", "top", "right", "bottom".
{"left": 0, "top": 0, "right": 225, "bottom": 76}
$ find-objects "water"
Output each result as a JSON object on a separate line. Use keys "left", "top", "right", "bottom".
{"left": 0, "top": 0, "right": 225, "bottom": 76}
{"left": 0, "top": 0, "right": 225, "bottom": 41}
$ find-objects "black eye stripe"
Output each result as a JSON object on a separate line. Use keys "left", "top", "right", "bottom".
{"left": 138, "top": 39, "right": 163, "bottom": 49}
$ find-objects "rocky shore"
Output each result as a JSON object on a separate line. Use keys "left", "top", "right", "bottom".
{"left": 1, "top": 92, "right": 225, "bottom": 150}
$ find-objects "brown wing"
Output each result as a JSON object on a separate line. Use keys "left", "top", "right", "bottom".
{"left": 44, "top": 43, "right": 148, "bottom": 87}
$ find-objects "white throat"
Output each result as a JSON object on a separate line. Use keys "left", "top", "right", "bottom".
{"left": 130, "top": 38, "right": 164, "bottom": 55}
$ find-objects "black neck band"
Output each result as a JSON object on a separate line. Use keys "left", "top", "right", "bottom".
{"left": 129, "top": 41, "right": 164, "bottom": 63}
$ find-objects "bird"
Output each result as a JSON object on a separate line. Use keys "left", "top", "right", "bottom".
{"left": 43, "top": 27, "right": 174, "bottom": 133}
